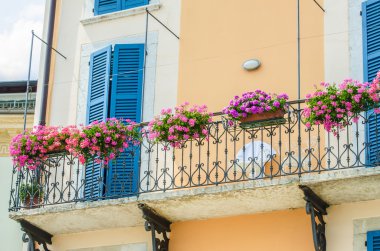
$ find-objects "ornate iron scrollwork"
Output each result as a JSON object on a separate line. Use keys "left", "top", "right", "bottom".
{"left": 20, "top": 220, "right": 53, "bottom": 251}
{"left": 139, "top": 203, "right": 171, "bottom": 251}
{"left": 299, "top": 185, "right": 329, "bottom": 251}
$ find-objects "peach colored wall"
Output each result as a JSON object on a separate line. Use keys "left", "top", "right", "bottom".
{"left": 49, "top": 227, "right": 151, "bottom": 251}
{"left": 178, "top": 0, "right": 324, "bottom": 112}
{"left": 169, "top": 208, "right": 314, "bottom": 251}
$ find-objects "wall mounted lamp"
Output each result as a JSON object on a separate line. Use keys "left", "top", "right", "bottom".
{"left": 243, "top": 59, "right": 261, "bottom": 71}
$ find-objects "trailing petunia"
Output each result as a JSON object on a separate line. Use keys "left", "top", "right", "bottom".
{"left": 148, "top": 103, "right": 212, "bottom": 148}
{"left": 222, "top": 90, "right": 289, "bottom": 121}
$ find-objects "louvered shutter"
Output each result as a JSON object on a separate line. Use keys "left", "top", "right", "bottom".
{"left": 94, "top": 0, "right": 122, "bottom": 15}
{"left": 107, "top": 44, "right": 144, "bottom": 196}
{"left": 84, "top": 46, "right": 112, "bottom": 199}
{"left": 122, "top": 0, "right": 149, "bottom": 10}
{"left": 367, "top": 230, "right": 380, "bottom": 251}
{"left": 363, "top": 0, "right": 380, "bottom": 165}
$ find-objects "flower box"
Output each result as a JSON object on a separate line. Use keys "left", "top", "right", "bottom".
{"left": 223, "top": 90, "right": 289, "bottom": 129}
{"left": 239, "top": 110, "right": 286, "bottom": 129}
{"left": 240, "top": 109, "right": 286, "bottom": 124}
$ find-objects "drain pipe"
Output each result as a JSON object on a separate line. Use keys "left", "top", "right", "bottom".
{"left": 39, "top": 0, "right": 57, "bottom": 126}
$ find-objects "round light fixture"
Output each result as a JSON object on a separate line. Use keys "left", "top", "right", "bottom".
{"left": 243, "top": 59, "right": 261, "bottom": 71}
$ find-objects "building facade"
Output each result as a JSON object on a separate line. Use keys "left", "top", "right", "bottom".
{"left": 0, "top": 81, "right": 36, "bottom": 251}
{"left": 7, "top": 0, "right": 380, "bottom": 251}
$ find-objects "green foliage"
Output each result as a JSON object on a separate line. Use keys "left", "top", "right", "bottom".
{"left": 19, "top": 182, "right": 43, "bottom": 203}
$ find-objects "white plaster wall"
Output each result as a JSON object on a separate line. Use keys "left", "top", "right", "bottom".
{"left": 43, "top": 0, "right": 180, "bottom": 127}
{"left": 323, "top": 0, "right": 364, "bottom": 79}
{"left": 324, "top": 0, "right": 366, "bottom": 85}
{"left": 34, "top": 0, "right": 51, "bottom": 126}
{"left": 51, "top": 226, "right": 151, "bottom": 251}
{"left": 0, "top": 157, "right": 23, "bottom": 251}
{"left": 348, "top": 0, "right": 365, "bottom": 81}
{"left": 324, "top": 0, "right": 350, "bottom": 83}
{"left": 326, "top": 199, "right": 380, "bottom": 251}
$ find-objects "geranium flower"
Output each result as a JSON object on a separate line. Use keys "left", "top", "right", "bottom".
{"left": 147, "top": 103, "right": 211, "bottom": 148}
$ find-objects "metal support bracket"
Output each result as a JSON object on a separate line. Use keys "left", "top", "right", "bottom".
{"left": 20, "top": 220, "right": 53, "bottom": 251}
{"left": 299, "top": 185, "right": 329, "bottom": 251}
{"left": 139, "top": 203, "right": 171, "bottom": 251}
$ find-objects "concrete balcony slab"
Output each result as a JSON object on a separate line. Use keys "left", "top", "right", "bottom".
{"left": 9, "top": 166, "right": 380, "bottom": 235}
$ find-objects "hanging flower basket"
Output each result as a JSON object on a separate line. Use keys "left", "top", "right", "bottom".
{"left": 148, "top": 103, "right": 212, "bottom": 148}
{"left": 9, "top": 126, "right": 68, "bottom": 171}
{"left": 303, "top": 72, "right": 380, "bottom": 134}
{"left": 66, "top": 118, "right": 141, "bottom": 166}
{"left": 223, "top": 90, "right": 289, "bottom": 128}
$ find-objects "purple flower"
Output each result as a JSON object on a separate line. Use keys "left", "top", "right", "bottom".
{"left": 273, "top": 101, "right": 281, "bottom": 108}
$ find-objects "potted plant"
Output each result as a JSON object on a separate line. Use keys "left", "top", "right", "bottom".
{"left": 148, "top": 103, "right": 212, "bottom": 148}
{"left": 303, "top": 76, "right": 380, "bottom": 134}
{"left": 19, "top": 182, "right": 43, "bottom": 209}
{"left": 222, "top": 90, "right": 289, "bottom": 127}
{"left": 9, "top": 126, "right": 66, "bottom": 170}
{"left": 66, "top": 118, "right": 140, "bottom": 165}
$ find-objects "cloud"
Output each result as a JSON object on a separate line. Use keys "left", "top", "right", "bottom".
{"left": 0, "top": 3, "right": 44, "bottom": 81}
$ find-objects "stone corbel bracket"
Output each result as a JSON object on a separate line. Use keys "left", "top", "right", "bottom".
{"left": 139, "top": 203, "right": 172, "bottom": 251}
{"left": 299, "top": 185, "right": 330, "bottom": 251}
{"left": 20, "top": 219, "right": 53, "bottom": 251}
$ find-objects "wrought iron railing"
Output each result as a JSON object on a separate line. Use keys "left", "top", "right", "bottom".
{"left": 0, "top": 100, "right": 36, "bottom": 113}
{"left": 8, "top": 100, "right": 380, "bottom": 211}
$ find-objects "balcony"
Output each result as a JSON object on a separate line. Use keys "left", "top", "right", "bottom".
{"left": 0, "top": 100, "right": 36, "bottom": 114}
{"left": 8, "top": 100, "right": 380, "bottom": 235}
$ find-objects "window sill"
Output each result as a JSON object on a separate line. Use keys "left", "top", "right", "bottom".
{"left": 81, "top": 1, "right": 161, "bottom": 26}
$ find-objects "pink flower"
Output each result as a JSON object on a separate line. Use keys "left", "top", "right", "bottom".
{"left": 188, "top": 119, "right": 196, "bottom": 127}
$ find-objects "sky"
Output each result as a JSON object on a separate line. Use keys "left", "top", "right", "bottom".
{"left": 0, "top": 0, "right": 45, "bottom": 81}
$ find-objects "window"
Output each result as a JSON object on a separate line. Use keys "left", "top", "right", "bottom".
{"left": 367, "top": 230, "right": 380, "bottom": 251}
{"left": 85, "top": 44, "right": 145, "bottom": 198}
{"left": 362, "top": 0, "right": 380, "bottom": 165}
{"left": 94, "top": 0, "right": 149, "bottom": 16}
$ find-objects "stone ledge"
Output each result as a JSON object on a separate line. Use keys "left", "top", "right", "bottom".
{"left": 81, "top": 1, "right": 161, "bottom": 26}
{"left": 9, "top": 167, "right": 380, "bottom": 235}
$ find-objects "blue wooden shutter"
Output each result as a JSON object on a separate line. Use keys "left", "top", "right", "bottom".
{"left": 107, "top": 44, "right": 144, "bottom": 196}
{"left": 85, "top": 46, "right": 112, "bottom": 199}
{"left": 367, "top": 230, "right": 380, "bottom": 250}
{"left": 122, "top": 0, "right": 148, "bottom": 10}
{"left": 363, "top": 0, "right": 380, "bottom": 165}
{"left": 94, "top": 0, "right": 122, "bottom": 15}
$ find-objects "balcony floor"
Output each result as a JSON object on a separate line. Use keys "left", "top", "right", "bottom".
{"left": 9, "top": 166, "right": 380, "bottom": 235}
